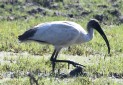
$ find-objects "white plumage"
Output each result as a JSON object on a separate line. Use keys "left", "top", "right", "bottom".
{"left": 32, "top": 21, "right": 90, "bottom": 47}
{"left": 18, "top": 19, "right": 110, "bottom": 72}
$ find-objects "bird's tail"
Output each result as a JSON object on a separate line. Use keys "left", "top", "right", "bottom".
{"left": 18, "top": 28, "right": 37, "bottom": 42}
{"left": 18, "top": 35, "right": 25, "bottom": 42}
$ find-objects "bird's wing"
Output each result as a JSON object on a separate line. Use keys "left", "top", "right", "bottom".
{"left": 31, "top": 21, "right": 81, "bottom": 46}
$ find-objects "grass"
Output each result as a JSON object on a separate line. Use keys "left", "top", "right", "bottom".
{"left": 0, "top": 16, "right": 123, "bottom": 55}
{"left": 0, "top": 16, "right": 123, "bottom": 84}
{"left": 0, "top": 15, "right": 123, "bottom": 85}
{"left": 0, "top": 0, "right": 123, "bottom": 84}
{"left": 0, "top": 52, "right": 123, "bottom": 85}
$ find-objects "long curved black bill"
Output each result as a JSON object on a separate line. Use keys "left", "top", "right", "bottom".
{"left": 96, "top": 25, "right": 110, "bottom": 54}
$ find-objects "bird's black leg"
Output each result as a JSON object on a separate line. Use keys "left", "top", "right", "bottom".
{"left": 50, "top": 49, "right": 60, "bottom": 73}
{"left": 50, "top": 49, "right": 85, "bottom": 73}
{"left": 50, "top": 49, "right": 57, "bottom": 73}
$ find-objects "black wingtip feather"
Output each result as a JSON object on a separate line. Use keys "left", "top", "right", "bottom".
{"left": 18, "top": 28, "right": 37, "bottom": 41}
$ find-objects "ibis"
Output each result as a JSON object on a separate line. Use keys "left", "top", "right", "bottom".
{"left": 18, "top": 19, "right": 110, "bottom": 72}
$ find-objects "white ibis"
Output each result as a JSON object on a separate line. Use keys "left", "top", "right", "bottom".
{"left": 18, "top": 19, "right": 110, "bottom": 72}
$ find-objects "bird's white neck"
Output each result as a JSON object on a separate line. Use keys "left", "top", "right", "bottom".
{"left": 86, "top": 27, "right": 94, "bottom": 42}
{"left": 75, "top": 27, "right": 94, "bottom": 44}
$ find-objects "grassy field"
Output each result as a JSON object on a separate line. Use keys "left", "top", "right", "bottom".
{"left": 0, "top": 0, "right": 123, "bottom": 85}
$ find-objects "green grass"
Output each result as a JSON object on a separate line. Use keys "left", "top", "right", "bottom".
{"left": 0, "top": 52, "right": 123, "bottom": 85}
{"left": 0, "top": 16, "right": 123, "bottom": 55}
{"left": 0, "top": 0, "right": 123, "bottom": 84}
{"left": 0, "top": 15, "right": 123, "bottom": 85}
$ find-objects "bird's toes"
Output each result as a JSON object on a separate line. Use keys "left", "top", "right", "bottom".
{"left": 73, "top": 62, "right": 85, "bottom": 68}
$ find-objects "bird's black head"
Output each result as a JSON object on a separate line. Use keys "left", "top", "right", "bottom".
{"left": 87, "top": 19, "right": 110, "bottom": 54}
{"left": 87, "top": 19, "right": 100, "bottom": 30}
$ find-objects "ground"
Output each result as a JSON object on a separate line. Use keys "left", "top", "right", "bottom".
{"left": 0, "top": 0, "right": 123, "bottom": 85}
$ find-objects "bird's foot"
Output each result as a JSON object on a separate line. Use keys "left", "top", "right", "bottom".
{"left": 51, "top": 59, "right": 85, "bottom": 71}
{"left": 67, "top": 61, "right": 85, "bottom": 68}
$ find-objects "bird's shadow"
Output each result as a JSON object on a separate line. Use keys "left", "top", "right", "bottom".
{"left": 41, "top": 66, "right": 87, "bottom": 79}
{"left": 57, "top": 66, "right": 87, "bottom": 79}
{"left": 27, "top": 67, "right": 88, "bottom": 85}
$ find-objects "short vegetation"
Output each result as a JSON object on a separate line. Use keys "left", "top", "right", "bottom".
{"left": 0, "top": 0, "right": 123, "bottom": 85}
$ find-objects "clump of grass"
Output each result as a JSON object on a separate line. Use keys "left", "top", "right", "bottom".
{"left": 1, "top": 53, "right": 123, "bottom": 85}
